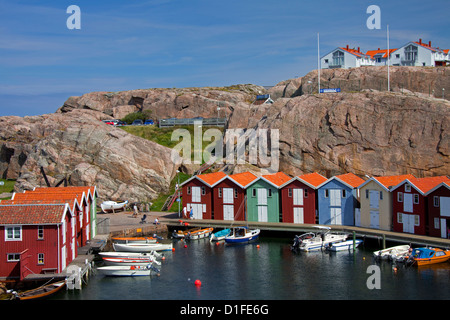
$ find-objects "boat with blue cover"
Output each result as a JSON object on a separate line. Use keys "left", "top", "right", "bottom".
{"left": 224, "top": 226, "right": 260, "bottom": 244}
{"left": 210, "top": 228, "right": 231, "bottom": 241}
{"left": 406, "top": 247, "right": 450, "bottom": 266}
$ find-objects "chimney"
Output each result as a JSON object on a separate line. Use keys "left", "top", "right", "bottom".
{"left": 429, "top": 41, "right": 431, "bottom": 47}
{"left": 378, "top": 48, "right": 380, "bottom": 50}
{"left": 419, "top": 39, "right": 422, "bottom": 44}
{"left": 358, "top": 47, "right": 360, "bottom": 52}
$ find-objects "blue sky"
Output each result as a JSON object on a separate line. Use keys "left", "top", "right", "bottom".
{"left": 0, "top": 0, "right": 448, "bottom": 116}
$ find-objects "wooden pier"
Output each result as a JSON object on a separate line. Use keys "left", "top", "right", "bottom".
{"left": 164, "top": 218, "right": 450, "bottom": 249}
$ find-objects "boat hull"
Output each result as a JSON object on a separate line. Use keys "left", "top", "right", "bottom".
{"left": 112, "top": 237, "right": 157, "bottom": 244}
{"left": 373, "top": 245, "right": 410, "bottom": 260}
{"left": 113, "top": 242, "right": 173, "bottom": 252}
{"left": 97, "top": 265, "right": 157, "bottom": 277}
{"left": 326, "top": 239, "right": 362, "bottom": 251}
{"left": 101, "top": 200, "right": 128, "bottom": 213}
{"left": 186, "top": 227, "right": 214, "bottom": 240}
{"left": 225, "top": 229, "right": 260, "bottom": 243}
{"left": 17, "top": 280, "right": 66, "bottom": 300}
{"left": 102, "top": 257, "right": 161, "bottom": 266}
{"left": 210, "top": 228, "right": 231, "bottom": 241}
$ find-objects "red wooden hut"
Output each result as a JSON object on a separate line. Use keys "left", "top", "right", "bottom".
{"left": 425, "top": 181, "right": 450, "bottom": 239}
{"left": 181, "top": 172, "right": 226, "bottom": 219}
{"left": 0, "top": 203, "right": 74, "bottom": 280}
{"left": 391, "top": 176, "right": 449, "bottom": 236}
{"left": 280, "top": 172, "right": 327, "bottom": 224}
{"left": 213, "top": 171, "right": 258, "bottom": 221}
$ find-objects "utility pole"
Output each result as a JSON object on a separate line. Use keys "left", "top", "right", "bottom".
{"left": 318, "top": 32, "right": 321, "bottom": 94}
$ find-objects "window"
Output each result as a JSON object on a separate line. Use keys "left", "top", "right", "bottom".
{"left": 414, "top": 215, "right": 420, "bottom": 226}
{"left": 325, "top": 189, "right": 329, "bottom": 198}
{"left": 218, "top": 188, "right": 222, "bottom": 198}
{"left": 380, "top": 191, "right": 383, "bottom": 200}
{"left": 38, "top": 253, "right": 44, "bottom": 265}
{"left": 366, "top": 189, "right": 369, "bottom": 199}
{"left": 268, "top": 189, "right": 272, "bottom": 197}
{"left": 395, "top": 54, "right": 400, "bottom": 58}
{"left": 433, "top": 196, "right": 439, "bottom": 207}
{"left": 413, "top": 194, "right": 419, "bottom": 204}
{"left": 5, "top": 226, "right": 22, "bottom": 241}
{"left": 38, "top": 226, "right": 44, "bottom": 240}
{"left": 332, "top": 51, "right": 344, "bottom": 66}
{"left": 397, "top": 212, "right": 403, "bottom": 223}
{"left": 342, "top": 189, "right": 347, "bottom": 198}
{"left": 324, "top": 59, "right": 329, "bottom": 63}
{"left": 7, "top": 253, "right": 20, "bottom": 262}
{"left": 234, "top": 188, "right": 238, "bottom": 198}
{"left": 405, "top": 184, "right": 411, "bottom": 192}
{"left": 404, "top": 45, "right": 418, "bottom": 62}
{"left": 397, "top": 192, "right": 403, "bottom": 202}
{"left": 288, "top": 189, "right": 292, "bottom": 197}
{"left": 187, "top": 186, "right": 191, "bottom": 195}
{"left": 201, "top": 186, "right": 206, "bottom": 195}
{"left": 434, "top": 218, "right": 440, "bottom": 229}
{"left": 252, "top": 189, "right": 256, "bottom": 197}
{"left": 304, "top": 189, "right": 308, "bottom": 198}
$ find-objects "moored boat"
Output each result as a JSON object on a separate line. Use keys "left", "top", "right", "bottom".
{"left": 97, "top": 264, "right": 160, "bottom": 277}
{"left": 225, "top": 226, "right": 260, "bottom": 244}
{"left": 373, "top": 245, "right": 410, "bottom": 260}
{"left": 406, "top": 247, "right": 450, "bottom": 266}
{"left": 172, "top": 228, "right": 200, "bottom": 239}
{"left": 291, "top": 226, "right": 348, "bottom": 252}
{"left": 326, "top": 239, "right": 362, "bottom": 252}
{"left": 102, "top": 256, "right": 161, "bottom": 266}
{"left": 112, "top": 236, "right": 157, "bottom": 244}
{"left": 101, "top": 200, "right": 128, "bottom": 213}
{"left": 210, "top": 228, "right": 231, "bottom": 241}
{"left": 15, "top": 280, "right": 66, "bottom": 300}
{"left": 113, "top": 242, "right": 173, "bottom": 252}
{"left": 99, "top": 251, "right": 162, "bottom": 259}
{"left": 185, "top": 227, "right": 214, "bottom": 240}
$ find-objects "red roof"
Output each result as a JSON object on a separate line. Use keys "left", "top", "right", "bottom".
{"left": 297, "top": 172, "right": 327, "bottom": 188}
{"left": 229, "top": 172, "right": 258, "bottom": 188}
{"left": 407, "top": 176, "right": 450, "bottom": 194}
{"left": 196, "top": 172, "right": 227, "bottom": 186}
{"left": 366, "top": 48, "right": 397, "bottom": 59}
{"left": 13, "top": 191, "right": 87, "bottom": 205}
{"left": 373, "top": 174, "right": 415, "bottom": 189}
{"left": 0, "top": 204, "right": 69, "bottom": 225}
{"left": 335, "top": 173, "right": 365, "bottom": 188}
{"left": 262, "top": 172, "right": 291, "bottom": 187}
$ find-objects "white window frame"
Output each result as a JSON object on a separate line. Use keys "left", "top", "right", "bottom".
{"left": 5, "top": 226, "right": 22, "bottom": 241}
{"left": 397, "top": 192, "right": 403, "bottom": 202}
{"left": 38, "top": 225, "right": 44, "bottom": 240}
{"left": 413, "top": 194, "right": 419, "bottom": 204}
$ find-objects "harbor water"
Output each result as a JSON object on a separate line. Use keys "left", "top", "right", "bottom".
{"left": 53, "top": 235, "right": 450, "bottom": 301}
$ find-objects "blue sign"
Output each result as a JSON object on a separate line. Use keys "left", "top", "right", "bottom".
{"left": 320, "top": 88, "right": 341, "bottom": 93}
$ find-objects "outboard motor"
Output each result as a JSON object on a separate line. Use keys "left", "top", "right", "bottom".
{"left": 291, "top": 235, "right": 302, "bottom": 251}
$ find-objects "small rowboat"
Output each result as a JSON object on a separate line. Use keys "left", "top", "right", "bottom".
{"left": 15, "top": 280, "right": 66, "bottom": 300}
{"left": 185, "top": 227, "right": 214, "bottom": 240}
{"left": 112, "top": 236, "right": 157, "bottom": 244}
{"left": 373, "top": 245, "right": 410, "bottom": 260}
{"left": 113, "top": 242, "right": 173, "bottom": 252}
{"left": 100, "top": 200, "right": 128, "bottom": 213}
{"left": 99, "top": 251, "right": 162, "bottom": 259}
{"left": 97, "top": 264, "right": 160, "bottom": 277}
{"left": 406, "top": 247, "right": 450, "bottom": 266}
{"left": 102, "top": 256, "right": 161, "bottom": 266}
{"left": 172, "top": 228, "right": 200, "bottom": 239}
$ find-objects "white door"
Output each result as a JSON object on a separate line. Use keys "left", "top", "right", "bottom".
{"left": 223, "top": 188, "right": 234, "bottom": 204}
{"left": 330, "top": 189, "right": 341, "bottom": 207}
{"left": 223, "top": 205, "right": 234, "bottom": 221}
{"left": 293, "top": 207, "right": 304, "bottom": 224}
{"left": 440, "top": 219, "right": 447, "bottom": 239}
{"left": 330, "top": 208, "right": 342, "bottom": 225}
{"left": 192, "top": 187, "right": 201, "bottom": 203}
{"left": 258, "top": 206, "right": 268, "bottom": 222}
{"left": 293, "top": 189, "right": 303, "bottom": 206}
{"left": 71, "top": 238, "right": 76, "bottom": 260}
{"left": 61, "top": 245, "right": 66, "bottom": 271}
{"left": 257, "top": 188, "right": 267, "bottom": 205}
{"left": 403, "top": 193, "right": 413, "bottom": 213}
{"left": 370, "top": 210, "right": 379, "bottom": 229}
{"left": 192, "top": 203, "right": 203, "bottom": 219}
{"left": 402, "top": 214, "right": 415, "bottom": 234}
{"left": 369, "top": 190, "right": 379, "bottom": 209}
{"left": 440, "top": 197, "right": 450, "bottom": 217}
{"left": 355, "top": 208, "right": 361, "bottom": 227}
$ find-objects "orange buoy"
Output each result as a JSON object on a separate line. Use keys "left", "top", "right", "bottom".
{"left": 194, "top": 279, "right": 201, "bottom": 287}
{"left": 184, "top": 244, "right": 188, "bottom": 248}
{"left": 172, "top": 248, "right": 175, "bottom": 252}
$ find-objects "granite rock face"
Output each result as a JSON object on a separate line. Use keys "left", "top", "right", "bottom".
{"left": 0, "top": 110, "right": 180, "bottom": 202}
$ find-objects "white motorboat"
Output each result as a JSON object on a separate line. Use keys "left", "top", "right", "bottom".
{"left": 291, "top": 226, "right": 348, "bottom": 252}
{"left": 102, "top": 257, "right": 161, "bottom": 266}
{"left": 99, "top": 251, "right": 162, "bottom": 259}
{"left": 100, "top": 200, "right": 128, "bottom": 213}
{"left": 373, "top": 245, "right": 410, "bottom": 260}
{"left": 97, "top": 264, "right": 160, "bottom": 277}
{"left": 326, "top": 239, "right": 363, "bottom": 252}
{"left": 224, "top": 226, "right": 260, "bottom": 244}
{"left": 113, "top": 242, "right": 173, "bottom": 252}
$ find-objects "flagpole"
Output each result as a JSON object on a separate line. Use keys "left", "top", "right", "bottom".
{"left": 387, "top": 24, "right": 390, "bottom": 92}
{"left": 318, "top": 32, "right": 321, "bottom": 94}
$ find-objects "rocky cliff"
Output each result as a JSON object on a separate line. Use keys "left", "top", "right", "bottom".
{"left": 1, "top": 67, "right": 448, "bottom": 202}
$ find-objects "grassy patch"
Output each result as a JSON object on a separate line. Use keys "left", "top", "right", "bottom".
{"left": 0, "top": 179, "right": 15, "bottom": 199}
{"left": 150, "top": 172, "right": 191, "bottom": 212}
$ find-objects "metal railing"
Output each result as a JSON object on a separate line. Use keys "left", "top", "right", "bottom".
{"left": 158, "top": 117, "right": 227, "bottom": 128}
